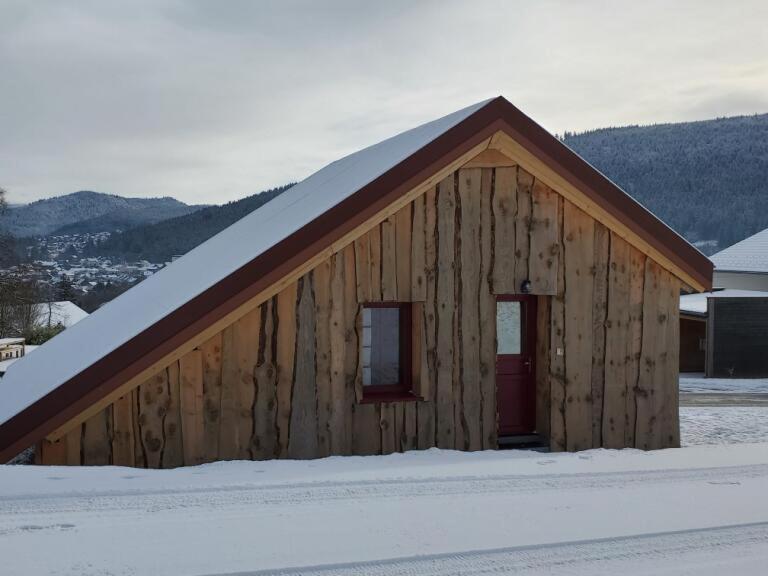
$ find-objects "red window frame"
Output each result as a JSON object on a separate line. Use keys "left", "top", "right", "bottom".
{"left": 361, "top": 302, "right": 414, "bottom": 402}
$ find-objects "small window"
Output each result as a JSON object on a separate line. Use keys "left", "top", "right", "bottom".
{"left": 361, "top": 303, "right": 413, "bottom": 399}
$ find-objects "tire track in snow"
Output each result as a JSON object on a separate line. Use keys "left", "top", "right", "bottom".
{"left": 206, "top": 521, "right": 768, "bottom": 576}
{"left": 1, "top": 463, "right": 767, "bottom": 517}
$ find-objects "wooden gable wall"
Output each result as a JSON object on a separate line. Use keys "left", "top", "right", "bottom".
{"left": 38, "top": 164, "right": 680, "bottom": 467}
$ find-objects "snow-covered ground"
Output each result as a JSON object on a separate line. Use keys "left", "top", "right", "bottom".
{"left": 681, "top": 407, "right": 768, "bottom": 445}
{"left": 2, "top": 376, "right": 767, "bottom": 575}
{"left": 3, "top": 445, "right": 768, "bottom": 575}
{"left": 680, "top": 373, "right": 768, "bottom": 394}
{"left": 679, "top": 373, "right": 768, "bottom": 447}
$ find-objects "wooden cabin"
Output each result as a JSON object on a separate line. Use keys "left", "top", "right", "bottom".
{"left": 0, "top": 97, "right": 712, "bottom": 467}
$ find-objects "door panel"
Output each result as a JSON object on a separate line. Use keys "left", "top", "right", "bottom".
{"left": 496, "top": 295, "right": 537, "bottom": 436}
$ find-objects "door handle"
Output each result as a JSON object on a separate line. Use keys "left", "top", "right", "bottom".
{"left": 523, "top": 358, "right": 532, "bottom": 373}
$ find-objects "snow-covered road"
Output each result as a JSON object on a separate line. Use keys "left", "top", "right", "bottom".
{"left": 3, "top": 445, "right": 768, "bottom": 575}
{"left": 221, "top": 522, "right": 768, "bottom": 576}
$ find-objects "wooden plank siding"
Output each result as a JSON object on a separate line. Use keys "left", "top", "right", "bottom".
{"left": 39, "top": 165, "right": 681, "bottom": 467}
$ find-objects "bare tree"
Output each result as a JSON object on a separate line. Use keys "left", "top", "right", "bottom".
{"left": 0, "top": 268, "right": 43, "bottom": 337}
{"left": 0, "top": 187, "right": 43, "bottom": 337}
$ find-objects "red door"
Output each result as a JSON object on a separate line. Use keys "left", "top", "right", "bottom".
{"left": 496, "top": 295, "right": 537, "bottom": 436}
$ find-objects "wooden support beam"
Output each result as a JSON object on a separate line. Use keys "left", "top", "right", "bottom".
{"left": 461, "top": 148, "right": 516, "bottom": 168}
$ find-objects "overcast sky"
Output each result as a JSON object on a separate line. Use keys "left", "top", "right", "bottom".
{"left": 2, "top": 0, "right": 768, "bottom": 205}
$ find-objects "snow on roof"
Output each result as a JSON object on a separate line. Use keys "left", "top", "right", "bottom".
{"left": 0, "top": 99, "right": 492, "bottom": 426}
{"left": 34, "top": 301, "right": 89, "bottom": 329}
{"left": 710, "top": 227, "right": 768, "bottom": 273}
{"left": 0, "top": 338, "right": 25, "bottom": 347}
{"left": 680, "top": 289, "right": 768, "bottom": 315}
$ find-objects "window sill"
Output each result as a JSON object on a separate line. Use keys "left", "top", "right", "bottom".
{"left": 360, "top": 392, "right": 422, "bottom": 404}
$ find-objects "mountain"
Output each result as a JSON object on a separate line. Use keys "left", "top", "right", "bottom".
{"left": 562, "top": 113, "right": 768, "bottom": 254}
{"left": 25, "top": 112, "right": 768, "bottom": 263}
{"left": 1, "top": 191, "right": 203, "bottom": 237}
{"left": 84, "top": 185, "right": 292, "bottom": 262}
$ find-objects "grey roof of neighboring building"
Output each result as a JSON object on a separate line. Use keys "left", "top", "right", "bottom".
{"left": 680, "top": 288, "right": 768, "bottom": 316}
{"left": 711, "top": 228, "right": 768, "bottom": 274}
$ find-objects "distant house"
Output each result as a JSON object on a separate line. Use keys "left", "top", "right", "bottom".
{"left": 710, "top": 228, "right": 768, "bottom": 290}
{"left": 679, "top": 227, "right": 768, "bottom": 377}
{"left": 0, "top": 338, "right": 26, "bottom": 361}
{"left": 0, "top": 343, "right": 38, "bottom": 378}
{"left": 0, "top": 97, "right": 712, "bottom": 467}
{"left": 680, "top": 290, "right": 768, "bottom": 376}
{"left": 0, "top": 303, "right": 87, "bottom": 377}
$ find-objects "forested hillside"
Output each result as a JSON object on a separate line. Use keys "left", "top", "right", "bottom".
{"left": 21, "top": 112, "right": 768, "bottom": 264}
{"left": 563, "top": 113, "right": 768, "bottom": 253}
{"left": 85, "top": 185, "right": 292, "bottom": 262}
{"left": 2, "top": 191, "right": 201, "bottom": 237}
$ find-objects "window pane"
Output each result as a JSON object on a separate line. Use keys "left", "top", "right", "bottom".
{"left": 362, "top": 307, "right": 401, "bottom": 386}
{"left": 497, "top": 301, "right": 522, "bottom": 354}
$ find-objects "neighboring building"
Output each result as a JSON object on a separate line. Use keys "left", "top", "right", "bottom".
{"left": 680, "top": 290, "right": 768, "bottom": 377}
{"left": 710, "top": 228, "right": 768, "bottom": 290}
{"left": 0, "top": 97, "right": 712, "bottom": 467}
{"left": 679, "top": 228, "right": 768, "bottom": 377}
{"left": 0, "top": 344, "right": 39, "bottom": 377}
{"left": 0, "top": 338, "right": 26, "bottom": 361}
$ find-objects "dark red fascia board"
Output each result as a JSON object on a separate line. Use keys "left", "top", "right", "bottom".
{"left": 0, "top": 97, "right": 712, "bottom": 462}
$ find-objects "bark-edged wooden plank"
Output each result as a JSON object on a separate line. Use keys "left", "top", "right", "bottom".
{"left": 529, "top": 179, "right": 559, "bottom": 294}
{"left": 491, "top": 167, "right": 517, "bottom": 294}
{"left": 288, "top": 275, "right": 319, "bottom": 459}
{"left": 253, "top": 300, "right": 278, "bottom": 459}
{"left": 313, "top": 261, "right": 332, "bottom": 457}
{"left": 478, "top": 168, "right": 497, "bottom": 449}
{"left": 112, "top": 392, "right": 135, "bottom": 467}
{"left": 625, "top": 247, "right": 646, "bottom": 448}
{"left": 602, "top": 234, "right": 631, "bottom": 448}
{"left": 458, "top": 167, "right": 483, "bottom": 451}
{"left": 662, "top": 272, "right": 681, "bottom": 448}
{"left": 200, "top": 333, "right": 223, "bottom": 462}
{"left": 352, "top": 403, "right": 381, "bottom": 455}
{"left": 380, "top": 403, "right": 396, "bottom": 454}
{"left": 549, "top": 196, "right": 567, "bottom": 451}
{"left": 535, "top": 295, "right": 551, "bottom": 439}
{"left": 369, "top": 225, "right": 382, "bottom": 301}
{"left": 381, "top": 216, "right": 398, "bottom": 301}
{"left": 395, "top": 203, "right": 412, "bottom": 301}
{"left": 636, "top": 259, "right": 663, "bottom": 450}
{"left": 329, "top": 250, "right": 348, "bottom": 454}
{"left": 276, "top": 283, "right": 298, "bottom": 457}
{"left": 411, "top": 193, "right": 427, "bottom": 301}
{"left": 563, "top": 200, "right": 594, "bottom": 451}
{"left": 218, "top": 324, "right": 240, "bottom": 460}
{"left": 435, "top": 173, "right": 456, "bottom": 448}
{"left": 231, "top": 307, "right": 258, "bottom": 460}
{"left": 162, "top": 362, "right": 184, "bottom": 467}
{"left": 514, "top": 168, "right": 534, "bottom": 290}
{"left": 179, "top": 349, "right": 204, "bottom": 466}
{"left": 137, "top": 370, "right": 168, "bottom": 468}
{"left": 590, "top": 222, "right": 610, "bottom": 448}
{"left": 82, "top": 408, "right": 111, "bottom": 466}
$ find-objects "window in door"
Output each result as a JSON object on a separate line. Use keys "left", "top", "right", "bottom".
{"left": 496, "top": 300, "right": 522, "bottom": 355}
